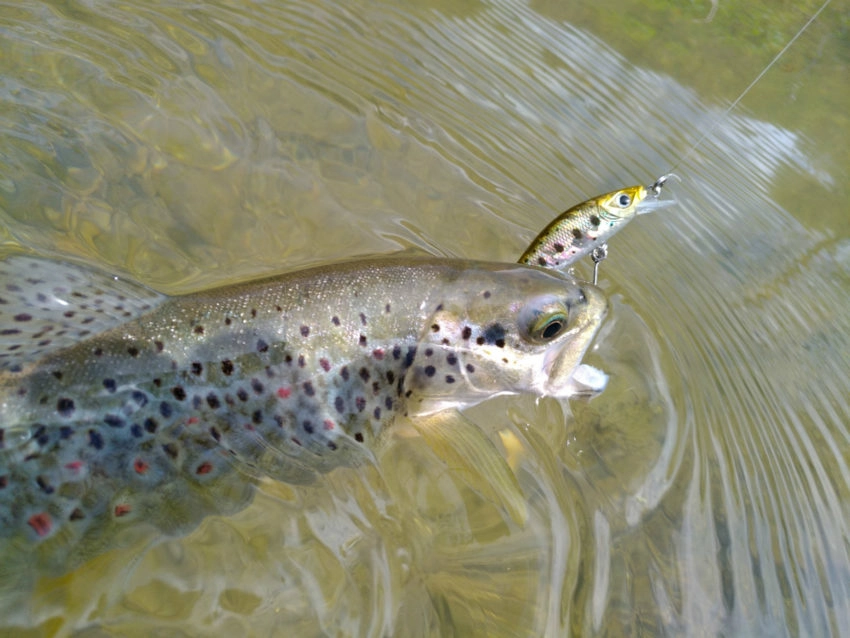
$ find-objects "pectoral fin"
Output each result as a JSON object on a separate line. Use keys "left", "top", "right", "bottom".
{"left": 411, "top": 410, "right": 528, "bottom": 525}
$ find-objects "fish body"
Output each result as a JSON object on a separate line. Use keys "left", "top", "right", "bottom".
{"left": 0, "top": 255, "right": 606, "bottom": 573}
{"left": 519, "top": 181, "right": 672, "bottom": 271}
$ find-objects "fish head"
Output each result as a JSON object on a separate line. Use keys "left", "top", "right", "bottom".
{"left": 405, "top": 264, "right": 608, "bottom": 415}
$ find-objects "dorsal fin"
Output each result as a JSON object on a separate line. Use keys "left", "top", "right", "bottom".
{"left": 0, "top": 256, "right": 166, "bottom": 372}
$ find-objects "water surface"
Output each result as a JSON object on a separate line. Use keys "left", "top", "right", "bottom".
{"left": 0, "top": 0, "right": 848, "bottom": 635}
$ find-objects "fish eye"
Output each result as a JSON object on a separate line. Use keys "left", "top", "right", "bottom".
{"left": 524, "top": 307, "right": 569, "bottom": 343}
{"left": 616, "top": 192, "right": 632, "bottom": 207}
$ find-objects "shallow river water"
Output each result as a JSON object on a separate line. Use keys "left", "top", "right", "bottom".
{"left": 0, "top": 0, "right": 848, "bottom": 636}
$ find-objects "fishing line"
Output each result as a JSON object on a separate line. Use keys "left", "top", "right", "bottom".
{"left": 667, "top": 0, "right": 832, "bottom": 174}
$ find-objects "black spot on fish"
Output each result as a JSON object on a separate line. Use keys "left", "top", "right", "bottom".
{"left": 385, "top": 396, "right": 393, "bottom": 410}
{"left": 373, "top": 407, "right": 381, "bottom": 419}
{"left": 252, "top": 410, "right": 263, "bottom": 425}
{"left": 132, "top": 391, "right": 148, "bottom": 407}
{"left": 224, "top": 317, "right": 232, "bottom": 326}
{"left": 571, "top": 227, "right": 583, "bottom": 239}
{"left": 359, "top": 334, "right": 367, "bottom": 347}
{"left": 159, "top": 401, "right": 173, "bottom": 418}
{"left": 207, "top": 393, "right": 221, "bottom": 409}
{"left": 251, "top": 308, "right": 257, "bottom": 318}
{"left": 192, "top": 395, "right": 202, "bottom": 409}
{"left": 445, "top": 375, "right": 455, "bottom": 384}
{"left": 130, "top": 424, "right": 143, "bottom": 438}
{"left": 495, "top": 339, "right": 506, "bottom": 348}
{"left": 104, "top": 414, "right": 125, "bottom": 428}
{"left": 251, "top": 378, "right": 264, "bottom": 394}
{"left": 405, "top": 346, "right": 417, "bottom": 368}
{"left": 52, "top": 370, "right": 63, "bottom": 381}
{"left": 335, "top": 396, "right": 345, "bottom": 414}
{"left": 340, "top": 366, "right": 350, "bottom": 381}
{"left": 476, "top": 336, "right": 485, "bottom": 345}
{"left": 257, "top": 339, "right": 269, "bottom": 353}
{"left": 483, "top": 291, "right": 491, "bottom": 299}
{"left": 482, "top": 323, "right": 506, "bottom": 345}
{"left": 297, "top": 355, "right": 306, "bottom": 368}
{"left": 57, "top": 398, "right": 75, "bottom": 417}
{"left": 356, "top": 396, "right": 366, "bottom": 412}
{"left": 431, "top": 324, "right": 440, "bottom": 333}
{"left": 0, "top": 476, "right": 7, "bottom": 489}
{"left": 194, "top": 325, "right": 204, "bottom": 335}
{"left": 424, "top": 365, "right": 436, "bottom": 377}
{"left": 88, "top": 430, "right": 104, "bottom": 450}
{"left": 425, "top": 348, "right": 433, "bottom": 357}
{"left": 69, "top": 508, "right": 85, "bottom": 521}
{"left": 0, "top": 329, "right": 20, "bottom": 335}
{"left": 172, "top": 386, "right": 187, "bottom": 401}
{"left": 462, "top": 326, "right": 472, "bottom": 340}
{"left": 14, "top": 313, "right": 32, "bottom": 322}
{"left": 127, "top": 346, "right": 140, "bottom": 357}
{"left": 59, "top": 426, "right": 73, "bottom": 439}
{"left": 327, "top": 441, "right": 337, "bottom": 451}
{"left": 103, "top": 378, "right": 117, "bottom": 393}
{"left": 154, "top": 340, "right": 164, "bottom": 352}
{"left": 359, "top": 367, "right": 370, "bottom": 382}
{"left": 332, "top": 316, "right": 340, "bottom": 326}
{"left": 360, "top": 312, "right": 368, "bottom": 326}
{"left": 446, "top": 354, "right": 458, "bottom": 366}
{"left": 392, "top": 345, "right": 402, "bottom": 360}
{"left": 302, "top": 420, "right": 314, "bottom": 434}
{"left": 553, "top": 243, "right": 565, "bottom": 252}
{"left": 210, "top": 427, "right": 221, "bottom": 441}
{"left": 300, "top": 325, "right": 310, "bottom": 337}
{"left": 93, "top": 348, "right": 103, "bottom": 357}
{"left": 386, "top": 370, "right": 395, "bottom": 384}
{"left": 303, "top": 381, "right": 315, "bottom": 396}
{"left": 589, "top": 215, "right": 600, "bottom": 227}
{"left": 354, "top": 432, "right": 364, "bottom": 443}
{"left": 221, "top": 359, "right": 234, "bottom": 375}
{"left": 385, "top": 304, "right": 391, "bottom": 313}
{"left": 37, "top": 476, "right": 54, "bottom": 494}
{"left": 162, "top": 443, "right": 179, "bottom": 459}
{"left": 538, "top": 257, "right": 546, "bottom": 266}
{"left": 191, "top": 362, "right": 203, "bottom": 375}
{"left": 237, "top": 388, "right": 249, "bottom": 402}
{"left": 144, "top": 418, "right": 158, "bottom": 433}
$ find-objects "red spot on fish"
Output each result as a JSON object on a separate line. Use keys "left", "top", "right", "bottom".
{"left": 196, "top": 462, "right": 213, "bottom": 475}
{"left": 186, "top": 416, "right": 200, "bottom": 425}
{"left": 277, "top": 386, "right": 292, "bottom": 399}
{"left": 28, "top": 512, "right": 52, "bottom": 537}
{"left": 133, "top": 458, "right": 149, "bottom": 474}
{"left": 319, "top": 358, "right": 331, "bottom": 372}
{"left": 323, "top": 419, "right": 335, "bottom": 431}
{"left": 64, "top": 460, "right": 84, "bottom": 472}
{"left": 372, "top": 349, "right": 384, "bottom": 360}
{"left": 114, "top": 504, "right": 132, "bottom": 517}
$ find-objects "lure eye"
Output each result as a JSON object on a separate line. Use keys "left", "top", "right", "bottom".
{"left": 616, "top": 193, "right": 632, "bottom": 207}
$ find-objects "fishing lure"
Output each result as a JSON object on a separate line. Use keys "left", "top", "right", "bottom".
{"left": 519, "top": 175, "right": 675, "bottom": 282}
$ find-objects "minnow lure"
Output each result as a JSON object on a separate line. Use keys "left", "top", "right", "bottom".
{"left": 519, "top": 175, "right": 675, "bottom": 282}
{"left": 0, "top": 255, "right": 607, "bottom": 576}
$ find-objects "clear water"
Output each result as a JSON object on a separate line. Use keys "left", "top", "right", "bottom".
{"left": 0, "top": 0, "right": 848, "bottom": 635}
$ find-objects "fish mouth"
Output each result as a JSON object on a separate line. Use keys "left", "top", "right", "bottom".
{"left": 540, "top": 282, "right": 608, "bottom": 397}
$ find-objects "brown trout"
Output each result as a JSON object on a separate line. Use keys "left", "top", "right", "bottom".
{"left": 0, "top": 255, "right": 607, "bottom": 576}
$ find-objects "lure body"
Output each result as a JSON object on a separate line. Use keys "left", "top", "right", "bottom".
{"left": 519, "top": 179, "right": 672, "bottom": 271}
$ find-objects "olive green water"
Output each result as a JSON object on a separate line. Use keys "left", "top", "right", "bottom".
{"left": 1, "top": 0, "right": 848, "bottom": 636}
